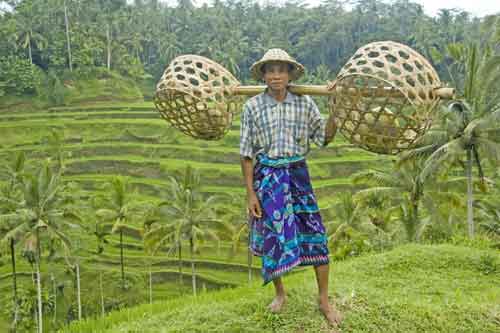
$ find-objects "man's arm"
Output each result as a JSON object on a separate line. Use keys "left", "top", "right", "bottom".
{"left": 239, "top": 104, "right": 262, "bottom": 219}
{"left": 240, "top": 156, "right": 262, "bottom": 219}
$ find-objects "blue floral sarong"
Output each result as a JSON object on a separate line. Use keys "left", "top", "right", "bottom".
{"left": 249, "top": 154, "right": 329, "bottom": 285}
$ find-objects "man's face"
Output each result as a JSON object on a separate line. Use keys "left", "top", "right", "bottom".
{"left": 262, "top": 62, "right": 290, "bottom": 93}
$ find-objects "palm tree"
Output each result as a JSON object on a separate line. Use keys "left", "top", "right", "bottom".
{"left": 409, "top": 104, "right": 500, "bottom": 237}
{"left": 1, "top": 162, "right": 78, "bottom": 333}
{"left": 353, "top": 163, "right": 424, "bottom": 241}
{"left": 0, "top": 152, "right": 25, "bottom": 330}
{"left": 325, "top": 193, "right": 363, "bottom": 244}
{"left": 13, "top": 0, "right": 46, "bottom": 65}
{"left": 82, "top": 203, "right": 112, "bottom": 255}
{"left": 144, "top": 166, "right": 225, "bottom": 296}
{"left": 323, "top": 192, "right": 393, "bottom": 257}
{"left": 88, "top": 197, "right": 112, "bottom": 255}
{"left": 143, "top": 200, "right": 186, "bottom": 285}
{"left": 408, "top": 42, "right": 500, "bottom": 237}
{"left": 353, "top": 161, "right": 462, "bottom": 242}
{"left": 96, "top": 177, "right": 141, "bottom": 290}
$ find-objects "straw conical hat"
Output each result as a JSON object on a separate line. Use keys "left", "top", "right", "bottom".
{"left": 250, "top": 48, "right": 304, "bottom": 81}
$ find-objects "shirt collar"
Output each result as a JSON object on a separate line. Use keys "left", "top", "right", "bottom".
{"left": 262, "top": 88, "right": 297, "bottom": 106}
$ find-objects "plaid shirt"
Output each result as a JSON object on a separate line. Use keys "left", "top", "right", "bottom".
{"left": 240, "top": 90, "right": 327, "bottom": 158}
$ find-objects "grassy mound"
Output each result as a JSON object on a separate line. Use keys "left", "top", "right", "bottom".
{"left": 61, "top": 244, "right": 500, "bottom": 333}
{"left": 0, "top": 72, "right": 145, "bottom": 112}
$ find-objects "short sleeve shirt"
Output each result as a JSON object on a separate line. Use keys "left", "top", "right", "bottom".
{"left": 240, "top": 90, "right": 327, "bottom": 158}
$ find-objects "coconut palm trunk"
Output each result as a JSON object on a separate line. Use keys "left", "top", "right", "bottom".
{"left": 120, "top": 229, "right": 125, "bottom": 289}
{"left": 51, "top": 274, "right": 56, "bottom": 325}
{"left": 35, "top": 229, "right": 43, "bottom": 333}
{"left": 189, "top": 236, "right": 196, "bottom": 296}
{"left": 99, "top": 271, "right": 105, "bottom": 317}
{"left": 466, "top": 148, "right": 474, "bottom": 237}
{"left": 178, "top": 242, "right": 183, "bottom": 284}
{"left": 410, "top": 202, "right": 419, "bottom": 241}
{"left": 63, "top": 0, "right": 73, "bottom": 71}
{"left": 76, "top": 264, "right": 81, "bottom": 320}
{"left": 106, "top": 23, "right": 111, "bottom": 70}
{"left": 35, "top": 261, "right": 42, "bottom": 333}
{"left": 10, "top": 238, "right": 19, "bottom": 328}
{"left": 28, "top": 30, "right": 33, "bottom": 65}
{"left": 410, "top": 192, "right": 421, "bottom": 241}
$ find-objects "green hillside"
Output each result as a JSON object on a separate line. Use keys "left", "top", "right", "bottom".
{"left": 0, "top": 101, "right": 387, "bottom": 216}
{"left": 1, "top": 99, "right": 498, "bottom": 332}
{"left": 0, "top": 99, "right": 393, "bottom": 331}
{"left": 62, "top": 244, "right": 500, "bottom": 333}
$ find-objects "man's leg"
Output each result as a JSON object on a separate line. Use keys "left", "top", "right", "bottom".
{"left": 268, "top": 277, "right": 286, "bottom": 313}
{"left": 314, "top": 264, "right": 342, "bottom": 326}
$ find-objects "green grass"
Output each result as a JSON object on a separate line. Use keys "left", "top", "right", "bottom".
{"left": 60, "top": 244, "right": 500, "bottom": 333}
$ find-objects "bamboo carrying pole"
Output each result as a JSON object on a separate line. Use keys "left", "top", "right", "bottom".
{"left": 232, "top": 84, "right": 454, "bottom": 99}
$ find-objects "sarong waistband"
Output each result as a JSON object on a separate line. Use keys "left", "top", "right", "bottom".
{"left": 256, "top": 153, "right": 305, "bottom": 168}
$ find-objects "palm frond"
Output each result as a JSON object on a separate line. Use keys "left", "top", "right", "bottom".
{"left": 476, "top": 137, "right": 500, "bottom": 163}
{"left": 420, "top": 138, "right": 463, "bottom": 181}
{"left": 352, "top": 169, "right": 401, "bottom": 188}
{"left": 46, "top": 227, "right": 72, "bottom": 251}
{"left": 353, "top": 187, "right": 403, "bottom": 202}
{"left": 0, "top": 222, "right": 29, "bottom": 245}
{"left": 398, "top": 143, "right": 440, "bottom": 165}
{"left": 96, "top": 209, "right": 119, "bottom": 221}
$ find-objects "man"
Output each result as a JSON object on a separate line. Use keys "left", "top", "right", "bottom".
{"left": 239, "top": 48, "right": 342, "bottom": 327}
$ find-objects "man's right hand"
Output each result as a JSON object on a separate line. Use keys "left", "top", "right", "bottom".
{"left": 247, "top": 191, "right": 262, "bottom": 219}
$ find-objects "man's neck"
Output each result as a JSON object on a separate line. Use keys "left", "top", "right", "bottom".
{"left": 267, "top": 88, "right": 287, "bottom": 103}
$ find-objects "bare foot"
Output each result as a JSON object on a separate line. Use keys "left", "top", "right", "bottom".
{"left": 267, "top": 295, "right": 287, "bottom": 313}
{"left": 318, "top": 300, "right": 343, "bottom": 327}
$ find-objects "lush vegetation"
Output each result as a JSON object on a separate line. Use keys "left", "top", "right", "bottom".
{"left": 0, "top": 100, "right": 374, "bottom": 331}
{"left": 1, "top": 0, "right": 500, "bottom": 107}
{"left": 0, "top": 0, "right": 499, "bottom": 332}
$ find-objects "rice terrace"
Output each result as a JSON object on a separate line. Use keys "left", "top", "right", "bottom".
{"left": 0, "top": 0, "right": 499, "bottom": 332}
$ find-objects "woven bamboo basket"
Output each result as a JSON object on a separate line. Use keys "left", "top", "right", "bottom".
{"left": 154, "top": 55, "right": 242, "bottom": 140}
{"left": 329, "top": 41, "right": 444, "bottom": 154}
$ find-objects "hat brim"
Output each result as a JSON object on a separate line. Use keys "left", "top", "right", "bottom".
{"left": 250, "top": 59, "right": 304, "bottom": 82}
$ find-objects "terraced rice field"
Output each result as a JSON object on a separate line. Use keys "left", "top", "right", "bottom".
{"left": 0, "top": 102, "right": 391, "bottom": 205}
{"left": 0, "top": 101, "right": 392, "bottom": 330}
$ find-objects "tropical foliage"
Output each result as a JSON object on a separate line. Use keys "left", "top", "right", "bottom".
{"left": 1, "top": 0, "right": 499, "bottom": 100}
